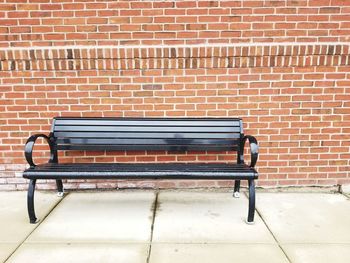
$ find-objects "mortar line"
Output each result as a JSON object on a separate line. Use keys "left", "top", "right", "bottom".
{"left": 4, "top": 193, "right": 68, "bottom": 263}
{"left": 243, "top": 192, "right": 292, "bottom": 263}
{"left": 146, "top": 190, "right": 159, "bottom": 263}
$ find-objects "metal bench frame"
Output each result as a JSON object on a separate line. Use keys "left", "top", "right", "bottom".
{"left": 23, "top": 117, "right": 259, "bottom": 224}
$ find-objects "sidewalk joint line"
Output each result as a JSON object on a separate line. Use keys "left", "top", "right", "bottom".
{"left": 244, "top": 192, "right": 293, "bottom": 263}
{"left": 4, "top": 192, "right": 68, "bottom": 263}
{"left": 341, "top": 192, "right": 350, "bottom": 199}
{"left": 146, "top": 190, "right": 159, "bottom": 263}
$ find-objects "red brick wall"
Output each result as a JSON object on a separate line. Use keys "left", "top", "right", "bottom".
{"left": 1, "top": 0, "right": 350, "bottom": 190}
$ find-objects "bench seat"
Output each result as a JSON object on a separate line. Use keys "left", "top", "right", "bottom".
{"left": 23, "top": 163, "right": 258, "bottom": 180}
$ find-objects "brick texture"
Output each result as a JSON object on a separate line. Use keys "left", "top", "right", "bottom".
{"left": 0, "top": 0, "right": 350, "bottom": 190}
{"left": 1, "top": 0, "right": 350, "bottom": 47}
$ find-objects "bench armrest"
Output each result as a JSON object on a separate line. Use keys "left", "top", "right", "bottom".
{"left": 240, "top": 135, "right": 259, "bottom": 168}
{"left": 24, "top": 134, "right": 56, "bottom": 167}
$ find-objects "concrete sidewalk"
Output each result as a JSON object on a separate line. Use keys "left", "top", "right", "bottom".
{"left": 0, "top": 189, "right": 349, "bottom": 263}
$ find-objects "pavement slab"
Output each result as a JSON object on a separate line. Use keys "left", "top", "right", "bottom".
{"left": 257, "top": 193, "right": 350, "bottom": 244}
{"left": 0, "top": 191, "right": 60, "bottom": 243}
{"left": 3, "top": 190, "right": 350, "bottom": 263}
{"left": 282, "top": 244, "right": 350, "bottom": 263}
{"left": 27, "top": 191, "right": 155, "bottom": 243}
{"left": 149, "top": 243, "right": 289, "bottom": 263}
{"left": 6, "top": 243, "right": 148, "bottom": 263}
{"left": 341, "top": 184, "right": 350, "bottom": 194}
{"left": 152, "top": 191, "right": 275, "bottom": 243}
{"left": 0, "top": 243, "right": 18, "bottom": 263}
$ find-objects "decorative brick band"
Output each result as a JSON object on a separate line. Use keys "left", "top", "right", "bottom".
{"left": 1, "top": 55, "right": 349, "bottom": 71}
{"left": 0, "top": 43, "right": 349, "bottom": 71}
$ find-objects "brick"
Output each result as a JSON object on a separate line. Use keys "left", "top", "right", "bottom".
{"left": 64, "top": 18, "right": 85, "bottom": 25}
{"left": 8, "top": 11, "right": 30, "bottom": 18}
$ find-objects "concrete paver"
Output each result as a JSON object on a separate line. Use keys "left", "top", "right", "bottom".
{"left": 6, "top": 243, "right": 148, "bottom": 263}
{"left": 3, "top": 190, "right": 350, "bottom": 263}
{"left": 0, "top": 244, "right": 18, "bottom": 263}
{"left": 0, "top": 191, "right": 60, "bottom": 243}
{"left": 27, "top": 191, "right": 155, "bottom": 243}
{"left": 282, "top": 244, "right": 350, "bottom": 263}
{"left": 152, "top": 191, "right": 275, "bottom": 243}
{"left": 149, "top": 244, "right": 289, "bottom": 263}
{"left": 0, "top": 191, "right": 61, "bottom": 262}
{"left": 341, "top": 184, "right": 350, "bottom": 194}
{"left": 256, "top": 193, "right": 350, "bottom": 243}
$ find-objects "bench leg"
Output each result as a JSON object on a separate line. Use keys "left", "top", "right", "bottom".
{"left": 233, "top": 180, "right": 240, "bottom": 198}
{"left": 56, "top": 179, "right": 64, "bottom": 197}
{"left": 27, "top": 179, "right": 38, "bottom": 224}
{"left": 246, "top": 179, "right": 255, "bottom": 224}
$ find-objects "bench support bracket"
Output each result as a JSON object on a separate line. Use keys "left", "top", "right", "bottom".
{"left": 233, "top": 180, "right": 240, "bottom": 198}
{"left": 27, "top": 179, "right": 37, "bottom": 224}
{"left": 56, "top": 179, "right": 64, "bottom": 197}
{"left": 247, "top": 179, "right": 255, "bottom": 224}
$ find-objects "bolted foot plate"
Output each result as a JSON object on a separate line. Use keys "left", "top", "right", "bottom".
{"left": 233, "top": 192, "right": 240, "bottom": 198}
{"left": 57, "top": 191, "right": 64, "bottom": 197}
{"left": 245, "top": 219, "right": 255, "bottom": 225}
{"left": 30, "top": 218, "right": 39, "bottom": 224}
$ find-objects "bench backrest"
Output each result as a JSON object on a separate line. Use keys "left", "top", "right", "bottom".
{"left": 51, "top": 117, "right": 243, "bottom": 152}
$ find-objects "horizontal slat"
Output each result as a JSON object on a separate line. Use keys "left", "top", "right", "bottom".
{"left": 23, "top": 163, "right": 257, "bottom": 180}
{"left": 54, "top": 126, "right": 241, "bottom": 133}
{"left": 56, "top": 138, "right": 238, "bottom": 145}
{"left": 23, "top": 173, "right": 256, "bottom": 180}
{"left": 54, "top": 118, "right": 241, "bottom": 127}
{"left": 54, "top": 132, "right": 241, "bottom": 139}
{"left": 56, "top": 145, "right": 237, "bottom": 151}
{"left": 29, "top": 163, "right": 253, "bottom": 172}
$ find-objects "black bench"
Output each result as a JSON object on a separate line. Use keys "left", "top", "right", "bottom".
{"left": 23, "top": 117, "right": 259, "bottom": 224}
